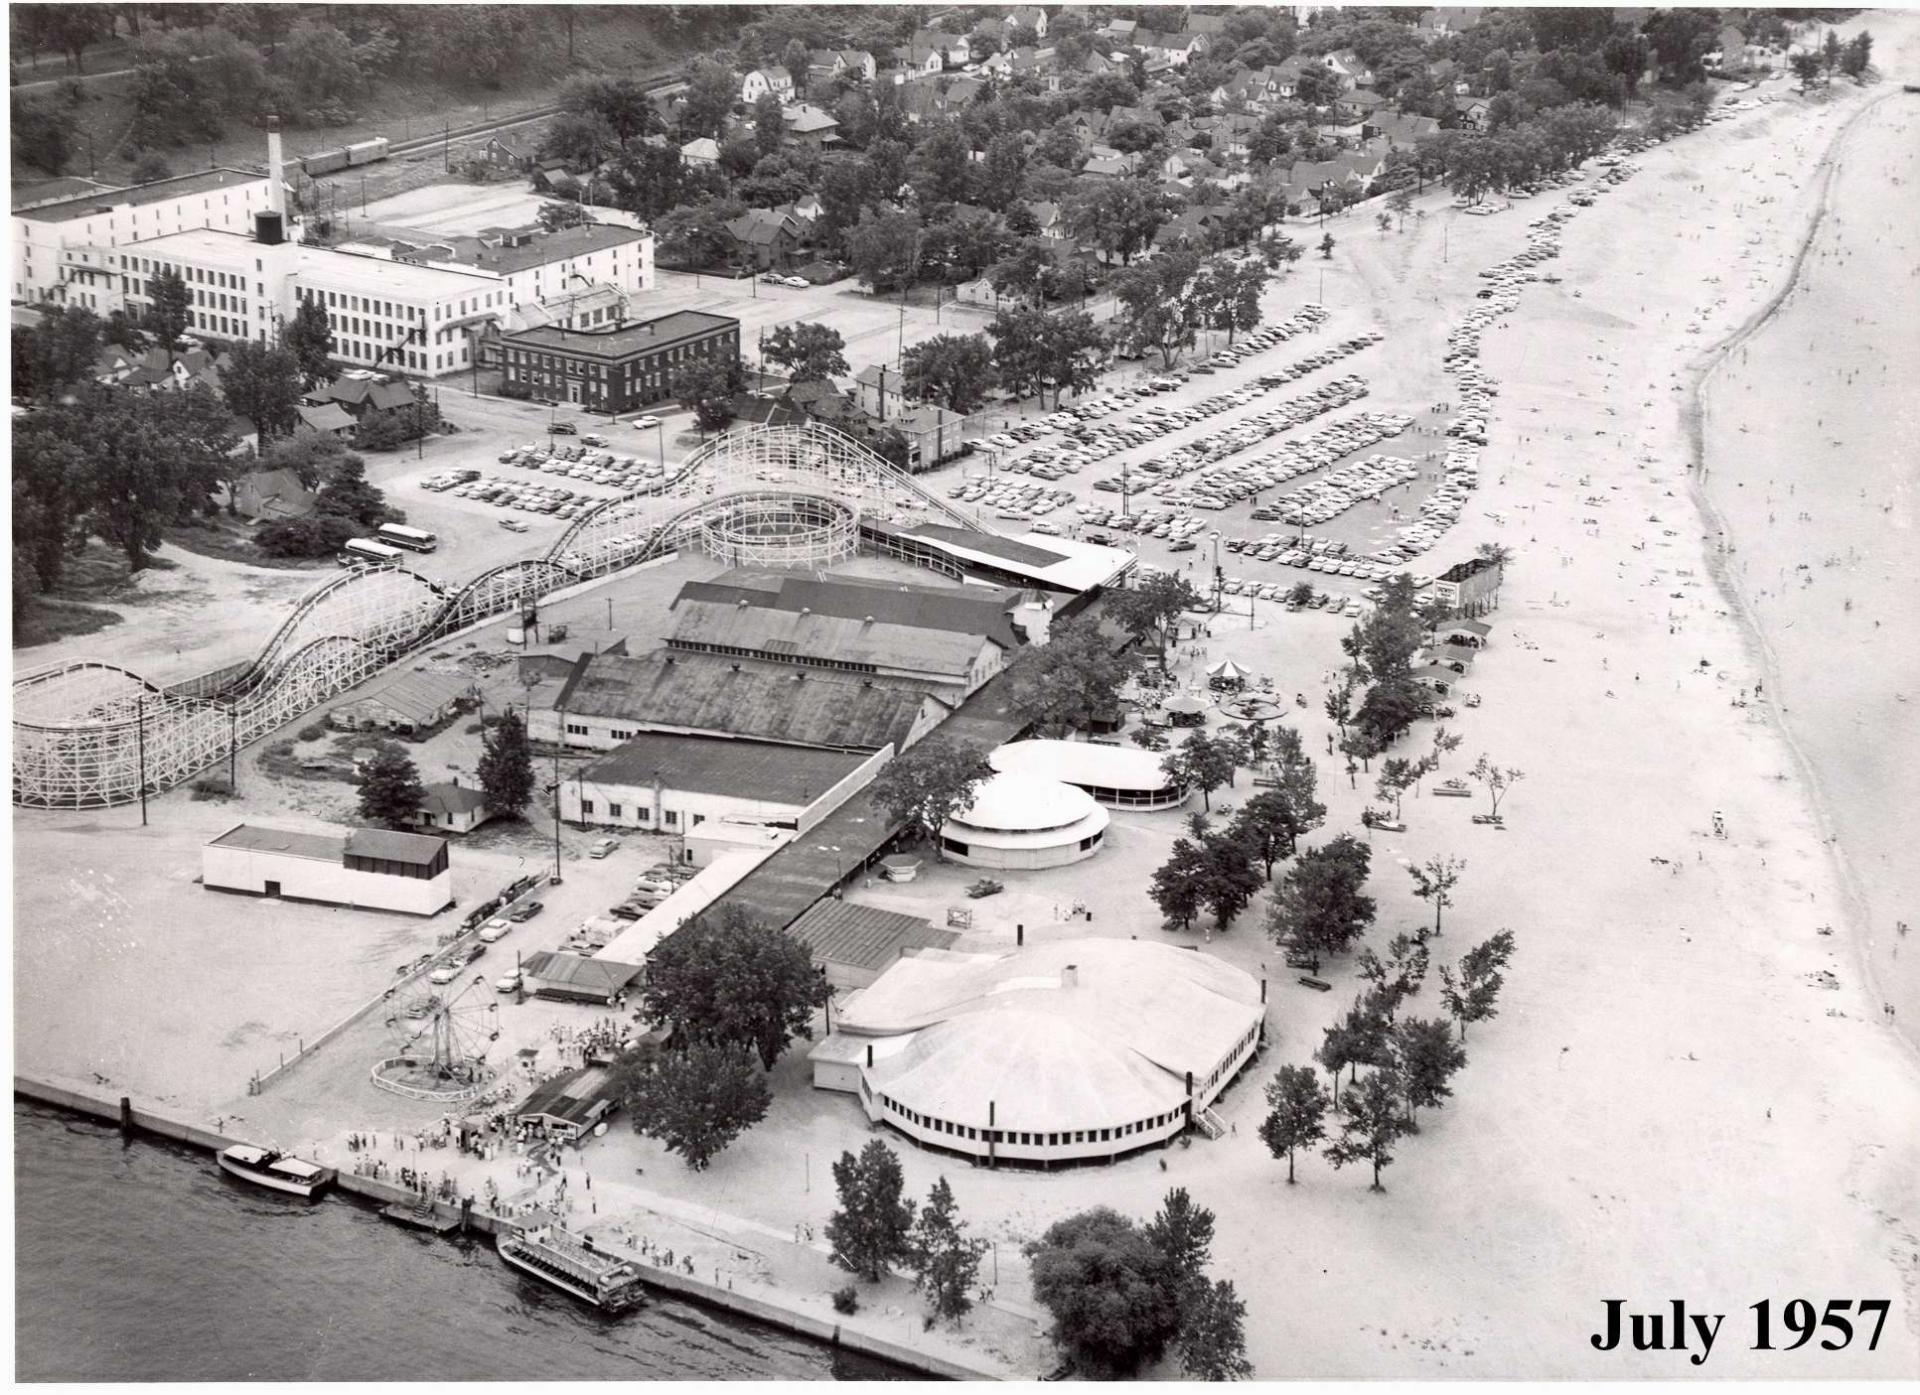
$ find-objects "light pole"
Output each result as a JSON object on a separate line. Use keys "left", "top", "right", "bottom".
{"left": 137, "top": 695, "right": 148, "bottom": 827}
{"left": 550, "top": 710, "right": 565, "bottom": 886}
{"left": 653, "top": 420, "right": 665, "bottom": 470}
{"left": 1211, "top": 531, "right": 1224, "bottom": 614}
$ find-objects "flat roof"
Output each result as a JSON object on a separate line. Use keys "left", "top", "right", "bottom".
{"left": 677, "top": 570, "right": 1023, "bottom": 650}
{"left": 208, "top": 824, "right": 345, "bottom": 862}
{"left": 121, "top": 228, "right": 499, "bottom": 297}
{"left": 899, "top": 525, "right": 1136, "bottom": 593}
{"left": 418, "top": 222, "right": 649, "bottom": 275}
{"left": 18, "top": 167, "right": 269, "bottom": 222}
{"left": 789, "top": 900, "right": 957, "bottom": 973}
{"left": 504, "top": 310, "right": 739, "bottom": 359}
{"left": 581, "top": 733, "right": 866, "bottom": 807}
{"left": 343, "top": 828, "right": 448, "bottom": 865}
{"left": 989, "top": 738, "right": 1179, "bottom": 792}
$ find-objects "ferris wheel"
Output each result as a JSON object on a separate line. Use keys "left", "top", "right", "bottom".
{"left": 381, "top": 973, "right": 501, "bottom": 1088}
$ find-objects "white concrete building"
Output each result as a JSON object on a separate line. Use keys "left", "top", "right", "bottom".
{"left": 12, "top": 166, "right": 279, "bottom": 307}
{"left": 938, "top": 771, "right": 1110, "bottom": 869}
{"left": 393, "top": 221, "right": 655, "bottom": 327}
{"left": 559, "top": 733, "right": 888, "bottom": 837}
{"left": 809, "top": 939, "right": 1267, "bottom": 1166}
{"left": 202, "top": 823, "right": 453, "bottom": 916}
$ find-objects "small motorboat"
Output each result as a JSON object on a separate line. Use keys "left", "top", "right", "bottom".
{"left": 217, "top": 1144, "right": 335, "bottom": 1198}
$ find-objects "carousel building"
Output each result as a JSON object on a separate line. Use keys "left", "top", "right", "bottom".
{"left": 937, "top": 771, "right": 1108, "bottom": 869}
{"left": 808, "top": 938, "right": 1267, "bottom": 1166}
{"left": 988, "top": 739, "right": 1189, "bottom": 811}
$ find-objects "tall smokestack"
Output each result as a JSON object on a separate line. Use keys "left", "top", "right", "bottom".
{"left": 266, "top": 116, "right": 286, "bottom": 217}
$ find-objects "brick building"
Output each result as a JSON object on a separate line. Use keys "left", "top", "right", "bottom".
{"left": 498, "top": 310, "right": 740, "bottom": 412}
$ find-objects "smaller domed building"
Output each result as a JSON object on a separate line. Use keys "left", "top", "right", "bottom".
{"left": 938, "top": 771, "right": 1109, "bottom": 869}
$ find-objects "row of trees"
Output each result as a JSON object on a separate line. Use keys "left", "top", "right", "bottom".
{"left": 354, "top": 712, "right": 534, "bottom": 830}
{"left": 1261, "top": 929, "right": 1514, "bottom": 1189}
{"left": 825, "top": 1141, "right": 988, "bottom": 1325}
{"left": 1789, "top": 30, "right": 1874, "bottom": 92}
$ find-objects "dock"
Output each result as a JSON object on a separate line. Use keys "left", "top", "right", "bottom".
{"left": 381, "top": 1199, "right": 463, "bottom": 1234}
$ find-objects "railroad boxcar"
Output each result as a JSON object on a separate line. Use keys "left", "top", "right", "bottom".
{"left": 344, "top": 137, "right": 390, "bottom": 167}
{"left": 301, "top": 147, "right": 350, "bottom": 176}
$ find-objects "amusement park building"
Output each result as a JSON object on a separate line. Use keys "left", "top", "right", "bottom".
{"left": 559, "top": 733, "right": 886, "bottom": 836}
{"left": 988, "top": 738, "right": 1190, "bottom": 810}
{"left": 201, "top": 823, "right": 453, "bottom": 916}
{"left": 809, "top": 938, "right": 1267, "bottom": 1166}
{"left": 938, "top": 771, "right": 1110, "bottom": 869}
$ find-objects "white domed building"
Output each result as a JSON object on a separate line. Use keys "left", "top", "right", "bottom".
{"left": 808, "top": 938, "right": 1267, "bottom": 1167}
{"left": 988, "top": 739, "right": 1189, "bottom": 811}
{"left": 938, "top": 771, "right": 1109, "bottom": 869}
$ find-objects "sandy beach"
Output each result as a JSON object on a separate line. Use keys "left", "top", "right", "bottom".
{"left": 12, "top": 18, "right": 1920, "bottom": 1379}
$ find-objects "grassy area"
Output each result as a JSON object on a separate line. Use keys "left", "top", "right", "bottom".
{"left": 163, "top": 517, "right": 334, "bottom": 572}
{"left": 12, "top": 597, "right": 124, "bottom": 650}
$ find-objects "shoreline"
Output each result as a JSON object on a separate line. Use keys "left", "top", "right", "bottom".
{"left": 11, "top": 1075, "right": 990, "bottom": 1382}
{"left": 1683, "top": 82, "right": 1920, "bottom": 1061}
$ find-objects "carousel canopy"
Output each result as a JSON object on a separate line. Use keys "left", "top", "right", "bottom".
{"left": 1163, "top": 694, "right": 1208, "bottom": 715}
{"left": 1206, "top": 659, "right": 1251, "bottom": 680}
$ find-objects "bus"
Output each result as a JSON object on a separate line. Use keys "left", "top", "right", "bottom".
{"left": 339, "top": 538, "right": 405, "bottom": 567}
{"left": 377, "top": 523, "right": 438, "bottom": 553}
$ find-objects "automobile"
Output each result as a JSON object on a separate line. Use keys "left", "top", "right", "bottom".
{"left": 429, "top": 955, "right": 474, "bottom": 985}
{"left": 588, "top": 837, "right": 619, "bottom": 859}
{"left": 507, "top": 900, "right": 544, "bottom": 923}
{"left": 760, "top": 271, "right": 785, "bottom": 284}
{"left": 782, "top": 275, "right": 810, "bottom": 289}
{"left": 495, "top": 971, "right": 523, "bottom": 994}
{"left": 477, "top": 919, "right": 512, "bottom": 943}
{"left": 549, "top": 421, "right": 578, "bottom": 435}
{"left": 1168, "top": 539, "right": 1197, "bottom": 552}
{"left": 631, "top": 415, "right": 662, "bottom": 429}
{"left": 499, "top": 517, "right": 530, "bottom": 532}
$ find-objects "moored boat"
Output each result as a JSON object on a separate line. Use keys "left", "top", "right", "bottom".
{"left": 217, "top": 1144, "right": 336, "bottom": 1198}
{"left": 497, "top": 1216, "right": 646, "bottom": 1313}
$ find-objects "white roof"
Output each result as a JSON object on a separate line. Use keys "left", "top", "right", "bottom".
{"left": 843, "top": 938, "right": 1265, "bottom": 1132}
{"left": 991, "top": 738, "right": 1180, "bottom": 793}
{"left": 947, "top": 771, "right": 1096, "bottom": 834}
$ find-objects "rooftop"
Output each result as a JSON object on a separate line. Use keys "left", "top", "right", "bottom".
{"left": 17, "top": 167, "right": 270, "bottom": 222}
{"left": 788, "top": 900, "right": 958, "bottom": 973}
{"left": 207, "top": 823, "right": 344, "bottom": 862}
{"left": 121, "top": 228, "right": 500, "bottom": 298}
{"left": 343, "top": 827, "right": 448, "bottom": 865}
{"left": 897, "top": 525, "right": 1136, "bottom": 593}
{"left": 674, "top": 570, "right": 1024, "bottom": 650}
{"left": 988, "top": 738, "right": 1182, "bottom": 793}
{"left": 554, "top": 650, "right": 941, "bottom": 752}
{"left": 667, "top": 601, "right": 996, "bottom": 680}
{"left": 411, "top": 221, "right": 650, "bottom": 275}
{"left": 948, "top": 771, "right": 1101, "bottom": 834}
{"left": 503, "top": 310, "right": 738, "bottom": 359}
{"left": 580, "top": 733, "right": 866, "bottom": 807}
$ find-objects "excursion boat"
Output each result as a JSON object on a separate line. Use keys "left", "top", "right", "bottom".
{"left": 217, "top": 1144, "right": 336, "bottom": 1198}
{"left": 497, "top": 1218, "right": 646, "bottom": 1313}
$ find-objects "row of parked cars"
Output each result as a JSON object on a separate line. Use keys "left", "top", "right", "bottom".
{"left": 608, "top": 859, "right": 699, "bottom": 920}
{"left": 500, "top": 440, "right": 678, "bottom": 494}
{"left": 1143, "top": 372, "right": 1378, "bottom": 507}
{"left": 951, "top": 474, "right": 1077, "bottom": 520}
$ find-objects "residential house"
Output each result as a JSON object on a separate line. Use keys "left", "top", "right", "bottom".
{"left": 1100, "top": 17, "right": 1137, "bottom": 42}
{"left": 1131, "top": 29, "right": 1208, "bottom": 68}
{"left": 1079, "top": 154, "right": 1135, "bottom": 179}
{"left": 892, "top": 402, "right": 966, "bottom": 470}
{"left": 782, "top": 104, "right": 842, "bottom": 148}
{"left": 911, "top": 27, "right": 970, "bottom": 66}
{"left": 1454, "top": 96, "right": 1492, "bottom": 129}
{"left": 839, "top": 49, "right": 878, "bottom": 81}
{"left": 1026, "top": 200, "right": 1065, "bottom": 238}
{"left": 1081, "top": 48, "right": 1125, "bottom": 79}
{"left": 482, "top": 135, "right": 531, "bottom": 170}
{"left": 1340, "top": 87, "right": 1390, "bottom": 118}
{"left": 807, "top": 49, "right": 848, "bottom": 81}
{"left": 1711, "top": 26, "right": 1750, "bottom": 69}
{"left": 309, "top": 373, "right": 418, "bottom": 427}
{"left": 724, "top": 207, "right": 810, "bottom": 270}
{"left": 330, "top": 670, "right": 479, "bottom": 736}
{"left": 414, "top": 780, "right": 492, "bottom": 835}
{"left": 295, "top": 401, "right": 357, "bottom": 437}
{"left": 1416, "top": 7, "right": 1485, "bottom": 36}
{"left": 1185, "top": 12, "right": 1230, "bottom": 37}
{"left": 741, "top": 68, "right": 796, "bottom": 104}
{"left": 902, "top": 36, "right": 947, "bottom": 77}
{"left": 1325, "top": 49, "right": 1376, "bottom": 88}
{"left": 853, "top": 362, "right": 912, "bottom": 419}
{"left": 680, "top": 137, "right": 722, "bottom": 168}
{"left": 1370, "top": 111, "right": 1441, "bottom": 148}
{"left": 230, "top": 466, "right": 315, "bottom": 521}
{"left": 1004, "top": 6, "right": 1049, "bottom": 38}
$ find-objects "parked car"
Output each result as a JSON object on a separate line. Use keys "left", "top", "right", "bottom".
{"left": 495, "top": 971, "right": 522, "bottom": 994}
{"left": 549, "top": 421, "right": 578, "bottom": 436}
{"left": 632, "top": 415, "right": 662, "bottom": 429}
{"left": 477, "top": 919, "right": 512, "bottom": 943}
{"left": 588, "top": 838, "right": 618, "bottom": 859}
{"left": 507, "top": 901, "right": 544, "bottom": 923}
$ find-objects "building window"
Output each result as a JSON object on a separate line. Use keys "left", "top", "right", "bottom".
{"left": 581, "top": 799, "right": 596, "bottom": 814}
{"left": 608, "top": 803, "right": 623, "bottom": 819}
{"left": 663, "top": 810, "right": 679, "bottom": 828}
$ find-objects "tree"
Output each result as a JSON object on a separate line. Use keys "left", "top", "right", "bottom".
{"left": 10, "top": 93, "right": 73, "bottom": 176}
{"left": 72, "top": 387, "right": 232, "bottom": 570}
{"left": 1027, "top": 1208, "right": 1183, "bottom": 1378}
{"left": 616, "top": 1040, "right": 770, "bottom": 1170}
{"left": 640, "top": 904, "right": 833, "bottom": 1069}
{"left": 1144, "top": 1187, "right": 1214, "bottom": 1323}
{"left": 1112, "top": 247, "right": 1203, "bottom": 368}
{"left": 1108, "top": 571, "right": 1202, "bottom": 660}
{"left": 15, "top": 304, "right": 102, "bottom": 404}
{"left": 1788, "top": 51, "right": 1825, "bottom": 92}
{"left": 1318, "top": 233, "right": 1336, "bottom": 259}
{"left": 357, "top": 747, "right": 426, "bottom": 829}
{"left": 255, "top": 511, "right": 357, "bottom": 559}
{"left": 1003, "top": 617, "right": 1137, "bottom": 734}
{"left": 1643, "top": 8, "right": 1718, "bottom": 86}
{"left": 476, "top": 709, "right": 533, "bottom": 816}
{"left": 1062, "top": 177, "right": 1171, "bottom": 266}
{"left": 1438, "top": 929, "right": 1513, "bottom": 1040}
{"left": 901, "top": 332, "right": 997, "bottom": 412}
{"left": 313, "top": 452, "right": 391, "bottom": 528}
{"left": 1260, "top": 1065, "right": 1331, "bottom": 1183}
{"left": 222, "top": 341, "right": 303, "bottom": 442}
{"left": 671, "top": 356, "right": 746, "bottom": 433}
{"left": 1323, "top": 1066, "right": 1411, "bottom": 1191}
{"left": 1356, "top": 932, "right": 1430, "bottom": 1020}
{"left": 146, "top": 266, "right": 191, "bottom": 352}
{"left": 1393, "top": 1016, "right": 1467, "bottom": 1126}
{"left": 1406, "top": 854, "right": 1465, "bottom": 935}
{"left": 1372, "top": 757, "right": 1421, "bottom": 821}
{"left": 130, "top": 152, "right": 176, "bottom": 184}
{"left": 761, "top": 322, "right": 848, "bottom": 384}
{"left": 560, "top": 73, "right": 658, "bottom": 150}
{"left": 1820, "top": 28, "right": 1844, "bottom": 74}
{"left": 846, "top": 206, "right": 923, "bottom": 293}
{"left": 1841, "top": 31, "right": 1873, "bottom": 80}
{"left": 1295, "top": 62, "right": 1344, "bottom": 108}
{"left": 1315, "top": 993, "right": 1394, "bottom": 1102}
{"left": 987, "top": 304, "right": 1105, "bottom": 409}
{"left": 284, "top": 298, "right": 335, "bottom": 389}
{"left": 282, "top": 16, "right": 364, "bottom": 114}
{"left": 867, "top": 736, "right": 993, "bottom": 856}
{"left": 911, "top": 120, "right": 974, "bottom": 208}
{"left": 1197, "top": 830, "right": 1263, "bottom": 930}
{"left": 975, "top": 129, "right": 1028, "bottom": 211}
{"left": 909, "top": 1176, "right": 987, "bottom": 1324}
{"left": 679, "top": 56, "right": 737, "bottom": 139}
{"left": 1162, "top": 729, "right": 1237, "bottom": 813}
{"left": 1467, "top": 754, "right": 1523, "bottom": 819}
{"left": 1151, "top": 837, "right": 1210, "bottom": 931}
{"left": 1266, "top": 834, "right": 1376, "bottom": 961}
{"left": 828, "top": 1139, "right": 917, "bottom": 1282}
{"left": 1180, "top": 1279, "right": 1254, "bottom": 1380}
{"left": 537, "top": 199, "right": 594, "bottom": 232}
{"left": 1229, "top": 784, "right": 1317, "bottom": 880}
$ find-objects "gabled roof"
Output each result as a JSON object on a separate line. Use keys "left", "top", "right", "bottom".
{"left": 420, "top": 781, "right": 489, "bottom": 817}
{"left": 667, "top": 599, "right": 999, "bottom": 679}
{"left": 580, "top": 732, "right": 866, "bottom": 806}
{"left": 297, "top": 402, "right": 356, "bottom": 433}
{"left": 343, "top": 826, "right": 447, "bottom": 865}
{"left": 344, "top": 669, "right": 477, "bottom": 722}
{"left": 675, "top": 568, "right": 1024, "bottom": 649}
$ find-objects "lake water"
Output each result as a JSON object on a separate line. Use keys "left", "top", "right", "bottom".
{"left": 13, "top": 1102, "right": 906, "bottom": 1382}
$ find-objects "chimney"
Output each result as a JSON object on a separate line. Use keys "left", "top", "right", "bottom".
{"left": 265, "top": 116, "right": 285, "bottom": 218}
{"left": 1061, "top": 962, "right": 1077, "bottom": 988}
{"left": 1016, "top": 923, "right": 1024, "bottom": 946}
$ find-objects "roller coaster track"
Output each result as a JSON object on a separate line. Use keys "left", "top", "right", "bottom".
{"left": 13, "top": 423, "right": 986, "bottom": 810}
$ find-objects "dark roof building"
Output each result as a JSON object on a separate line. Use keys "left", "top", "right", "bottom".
{"left": 789, "top": 900, "right": 959, "bottom": 989}
{"left": 674, "top": 569, "right": 1027, "bottom": 650}
{"left": 576, "top": 733, "right": 867, "bottom": 807}
{"left": 499, "top": 311, "right": 739, "bottom": 413}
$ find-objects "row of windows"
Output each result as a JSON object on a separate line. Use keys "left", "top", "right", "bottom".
{"left": 872, "top": 1088, "right": 1187, "bottom": 1149}
{"left": 665, "top": 640, "right": 880, "bottom": 675}
{"left": 344, "top": 849, "right": 447, "bottom": 879}
{"left": 575, "top": 797, "right": 703, "bottom": 831}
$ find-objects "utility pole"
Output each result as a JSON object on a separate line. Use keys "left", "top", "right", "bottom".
{"left": 137, "top": 696, "right": 148, "bottom": 827}
{"left": 228, "top": 703, "right": 238, "bottom": 790}
{"left": 444, "top": 123, "right": 451, "bottom": 173}
{"left": 551, "top": 712, "right": 564, "bottom": 885}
